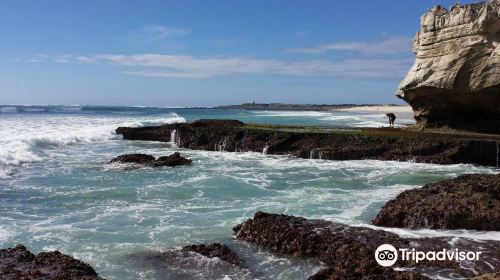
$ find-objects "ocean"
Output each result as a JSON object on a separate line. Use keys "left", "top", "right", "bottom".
{"left": 0, "top": 105, "right": 498, "bottom": 279}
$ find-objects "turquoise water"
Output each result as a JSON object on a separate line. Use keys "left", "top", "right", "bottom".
{"left": 0, "top": 106, "right": 498, "bottom": 279}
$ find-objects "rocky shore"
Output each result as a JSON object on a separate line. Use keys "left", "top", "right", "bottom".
{"left": 116, "top": 119, "right": 500, "bottom": 167}
{"left": 234, "top": 212, "right": 500, "bottom": 279}
{"left": 373, "top": 174, "right": 500, "bottom": 230}
{"left": 0, "top": 245, "right": 104, "bottom": 280}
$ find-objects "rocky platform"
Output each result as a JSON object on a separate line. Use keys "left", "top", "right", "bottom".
{"left": 397, "top": 0, "right": 500, "bottom": 133}
{"left": 108, "top": 152, "right": 192, "bottom": 167}
{"left": 0, "top": 244, "right": 103, "bottom": 280}
{"left": 234, "top": 212, "right": 500, "bottom": 279}
{"left": 373, "top": 174, "right": 500, "bottom": 230}
{"left": 116, "top": 119, "right": 500, "bottom": 167}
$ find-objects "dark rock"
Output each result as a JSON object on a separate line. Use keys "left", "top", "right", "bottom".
{"left": 116, "top": 121, "right": 500, "bottom": 167}
{"left": 471, "top": 272, "right": 500, "bottom": 280}
{"left": 0, "top": 244, "right": 103, "bottom": 279}
{"left": 372, "top": 174, "right": 500, "bottom": 230}
{"left": 128, "top": 245, "right": 251, "bottom": 279}
{"left": 233, "top": 212, "right": 426, "bottom": 280}
{"left": 154, "top": 152, "right": 192, "bottom": 167}
{"left": 108, "top": 152, "right": 191, "bottom": 168}
{"left": 182, "top": 243, "right": 242, "bottom": 266}
{"left": 233, "top": 212, "right": 500, "bottom": 279}
{"left": 107, "top": 153, "right": 155, "bottom": 165}
{"left": 191, "top": 119, "right": 244, "bottom": 127}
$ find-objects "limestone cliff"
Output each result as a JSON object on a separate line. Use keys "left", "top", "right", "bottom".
{"left": 397, "top": 0, "right": 500, "bottom": 133}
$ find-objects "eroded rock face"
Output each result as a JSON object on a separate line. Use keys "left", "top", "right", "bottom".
{"left": 397, "top": 1, "right": 500, "bottom": 133}
{"left": 0, "top": 244, "right": 103, "bottom": 280}
{"left": 372, "top": 173, "right": 500, "bottom": 230}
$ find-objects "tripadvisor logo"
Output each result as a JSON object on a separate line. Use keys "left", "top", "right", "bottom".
{"left": 374, "top": 244, "right": 482, "bottom": 267}
{"left": 375, "top": 244, "right": 398, "bottom": 266}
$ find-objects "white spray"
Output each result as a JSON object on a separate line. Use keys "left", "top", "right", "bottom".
{"left": 262, "top": 144, "right": 269, "bottom": 155}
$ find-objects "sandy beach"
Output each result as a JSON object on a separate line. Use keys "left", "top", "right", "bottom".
{"left": 335, "top": 105, "right": 413, "bottom": 113}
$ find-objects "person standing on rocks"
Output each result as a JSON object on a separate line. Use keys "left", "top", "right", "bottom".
{"left": 386, "top": 113, "right": 396, "bottom": 128}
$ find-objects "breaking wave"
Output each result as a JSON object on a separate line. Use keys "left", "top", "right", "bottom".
{"left": 0, "top": 112, "right": 186, "bottom": 177}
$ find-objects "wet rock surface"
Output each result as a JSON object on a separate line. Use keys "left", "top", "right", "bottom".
{"left": 397, "top": 1, "right": 500, "bottom": 133}
{"left": 107, "top": 153, "right": 155, "bottom": 165}
{"left": 471, "top": 272, "right": 500, "bottom": 280}
{"left": 182, "top": 243, "right": 243, "bottom": 266}
{"left": 233, "top": 212, "right": 500, "bottom": 280}
{"left": 0, "top": 244, "right": 103, "bottom": 280}
{"left": 373, "top": 174, "right": 500, "bottom": 230}
{"left": 116, "top": 120, "right": 500, "bottom": 167}
{"left": 154, "top": 152, "right": 193, "bottom": 167}
{"left": 128, "top": 244, "right": 252, "bottom": 280}
{"left": 108, "top": 152, "right": 192, "bottom": 167}
{"left": 191, "top": 119, "right": 245, "bottom": 128}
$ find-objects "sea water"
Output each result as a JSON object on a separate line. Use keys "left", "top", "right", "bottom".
{"left": 0, "top": 105, "right": 498, "bottom": 279}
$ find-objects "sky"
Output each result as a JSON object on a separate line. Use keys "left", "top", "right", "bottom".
{"left": 0, "top": 0, "right": 475, "bottom": 107}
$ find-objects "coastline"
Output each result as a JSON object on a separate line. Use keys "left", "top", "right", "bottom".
{"left": 335, "top": 105, "right": 412, "bottom": 113}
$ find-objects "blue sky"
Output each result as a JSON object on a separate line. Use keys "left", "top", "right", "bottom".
{"left": 0, "top": 0, "right": 474, "bottom": 107}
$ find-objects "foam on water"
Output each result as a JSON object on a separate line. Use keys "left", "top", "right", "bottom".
{"left": 0, "top": 106, "right": 497, "bottom": 279}
{"left": 0, "top": 113, "right": 185, "bottom": 177}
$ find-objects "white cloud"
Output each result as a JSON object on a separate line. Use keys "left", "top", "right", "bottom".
{"left": 287, "top": 36, "right": 413, "bottom": 54}
{"left": 127, "top": 25, "right": 189, "bottom": 42}
{"left": 294, "top": 30, "right": 309, "bottom": 38}
{"left": 47, "top": 53, "right": 411, "bottom": 80}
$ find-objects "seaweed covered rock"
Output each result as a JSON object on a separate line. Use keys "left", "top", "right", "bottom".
{"left": 191, "top": 119, "right": 244, "bottom": 128}
{"left": 116, "top": 121, "right": 500, "bottom": 167}
{"left": 234, "top": 212, "right": 500, "bottom": 279}
{"left": 372, "top": 174, "right": 500, "bottom": 230}
{"left": 233, "top": 212, "right": 428, "bottom": 280}
{"left": 0, "top": 244, "right": 103, "bottom": 280}
{"left": 182, "top": 243, "right": 242, "bottom": 266}
{"left": 397, "top": 1, "right": 500, "bottom": 133}
{"left": 154, "top": 152, "right": 193, "bottom": 167}
{"left": 108, "top": 152, "right": 191, "bottom": 168}
{"left": 108, "top": 153, "right": 155, "bottom": 165}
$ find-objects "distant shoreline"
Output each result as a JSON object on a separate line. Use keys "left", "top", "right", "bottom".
{"left": 0, "top": 103, "right": 412, "bottom": 112}
{"left": 213, "top": 103, "right": 408, "bottom": 111}
{"left": 336, "top": 105, "right": 412, "bottom": 113}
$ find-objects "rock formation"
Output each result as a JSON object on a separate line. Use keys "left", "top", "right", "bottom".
{"left": 116, "top": 120, "right": 500, "bottom": 167}
{"left": 128, "top": 244, "right": 251, "bottom": 279}
{"left": 234, "top": 212, "right": 500, "bottom": 279}
{"left": 0, "top": 244, "right": 103, "bottom": 280}
{"left": 108, "top": 152, "right": 192, "bottom": 167}
{"left": 181, "top": 243, "right": 243, "bottom": 267}
{"left": 108, "top": 153, "right": 156, "bottom": 165}
{"left": 372, "top": 173, "right": 500, "bottom": 230}
{"left": 397, "top": 0, "right": 500, "bottom": 133}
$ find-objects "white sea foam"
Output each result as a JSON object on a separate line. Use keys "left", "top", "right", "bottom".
{"left": 252, "top": 110, "right": 415, "bottom": 127}
{"left": 0, "top": 226, "right": 13, "bottom": 242}
{"left": 0, "top": 106, "right": 18, "bottom": 114}
{"left": 0, "top": 113, "right": 185, "bottom": 175}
